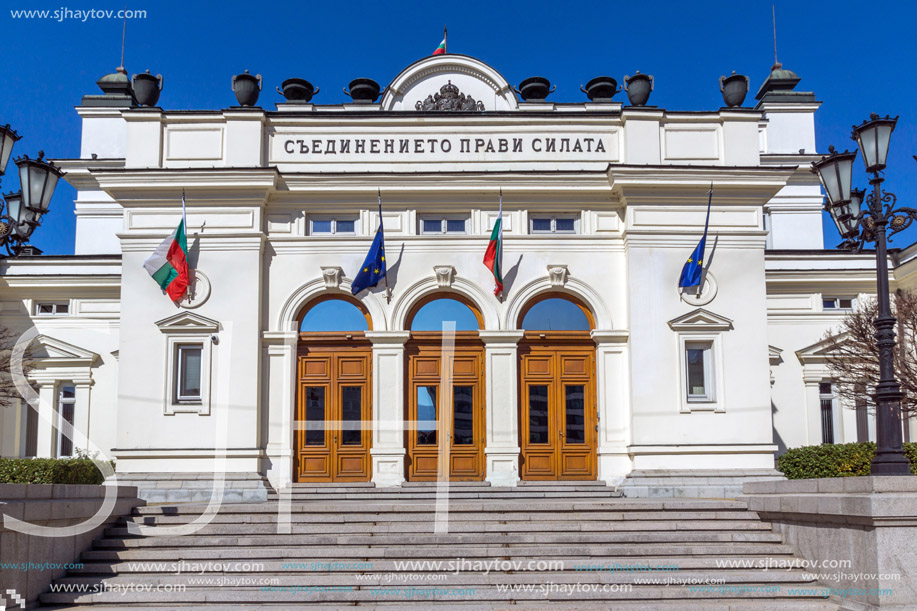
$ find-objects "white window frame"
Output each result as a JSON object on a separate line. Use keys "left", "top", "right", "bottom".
{"left": 529, "top": 215, "right": 578, "bottom": 234}
{"left": 819, "top": 381, "right": 839, "bottom": 444}
{"left": 34, "top": 301, "right": 70, "bottom": 316}
{"left": 419, "top": 217, "right": 468, "bottom": 235}
{"left": 668, "top": 309, "right": 732, "bottom": 414}
{"left": 684, "top": 341, "right": 714, "bottom": 403}
{"left": 309, "top": 217, "right": 358, "bottom": 236}
{"left": 175, "top": 344, "right": 204, "bottom": 403}
{"left": 822, "top": 296, "right": 856, "bottom": 311}
{"left": 156, "top": 312, "right": 218, "bottom": 416}
{"left": 56, "top": 383, "right": 76, "bottom": 458}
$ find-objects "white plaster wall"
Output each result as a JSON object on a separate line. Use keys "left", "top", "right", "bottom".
{"left": 115, "top": 208, "right": 263, "bottom": 473}
{"left": 761, "top": 108, "right": 818, "bottom": 154}
{"left": 625, "top": 204, "right": 775, "bottom": 469}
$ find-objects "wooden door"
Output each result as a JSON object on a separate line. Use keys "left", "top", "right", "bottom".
{"left": 295, "top": 343, "right": 372, "bottom": 482}
{"left": 520, "top": 341, "right": 596, "bottom": 480}
{"left": 406, "top": 337, "right": 485, "bottom": 481}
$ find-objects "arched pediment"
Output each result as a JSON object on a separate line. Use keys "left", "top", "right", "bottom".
{"left": 381, "top": 54, "right": 518, "bottom": 112}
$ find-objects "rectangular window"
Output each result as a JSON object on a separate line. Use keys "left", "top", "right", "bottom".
{"left": 305, "top": 387, "right": 326, "bottom": 446}
{"left": 35, "top": 302, "right": 69, "bottom": 316}
{"left": 685, "top": 342, "right": 713, "bottom": 402}
{"left": 528, "top": 385, "right": 549, "bottom": 444}
{"left": 57, "top": 385, "right": 76, "bottom": 457}
{"left": 416, "top": 385, "right": 437, "bottom": 445}
{"left": 823, "top": 297, "right": 855, "bottom": 311}
{"left": 565, "top": 385, "right": 586, "bottom": 444}
{"left": 420, "top": 218, "right": 467, "bottom": 235}
{"left": 529, "top": 216, "right": 577, "bottom": 234}
{"left": 453, "top": 385, "right": 474, "bottom": 445}
{"left": 340, "top": 386, "right": 362, "bottom": 445}
{"left": 310, "top": 218, "right": 357, "bottom": 235}
{"left": 175, "top": 344, "right": 203, "bottom": 402}
{"left": 820, "top": 382, "right": 836, "bottom": 444}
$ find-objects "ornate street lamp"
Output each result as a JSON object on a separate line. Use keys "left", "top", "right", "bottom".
{"left": 812, "top": 113, "right": 914, "bottom": 475}
{"left": 0, "top": 125, "right": 64, "bottom": 256}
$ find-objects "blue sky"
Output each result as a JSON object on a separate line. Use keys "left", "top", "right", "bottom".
{"left": 1, "top": 0, "right": 915, "bottom": 254}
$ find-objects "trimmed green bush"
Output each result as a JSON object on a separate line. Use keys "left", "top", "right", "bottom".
{"left": 0, "top": 457, "right": 110, "bottom": 485}
{"left": 777, "top": 442, "right": 917, "bottom": 479}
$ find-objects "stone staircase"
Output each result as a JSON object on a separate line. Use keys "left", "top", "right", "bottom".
{"left": 39, "top": 482, "right": 838, "bottom": 609}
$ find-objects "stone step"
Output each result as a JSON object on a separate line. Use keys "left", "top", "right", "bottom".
{"left": 266, "top": 491, "right": 624, "bottom": 501}
{"left": 67, "top": 555, "right": 804, "bottom": 577}
{"left": 131, "top": 499, "right": 749, "bottom": 515}
{"left": 93, "top": 531, "right": 784, "bottom": 548}
{"left": 38, "top": 583, "right": 836, "bottom": 604}
{"left": 51, "top": 570, "right": 818, "bottom": 587}
{"left": 81, "top": 542, "right": 797, "bottom": 561}
{"left": 41, "top": 604, "right": 840, "bottom": 610}
{"left": 106, "top": 519, "right": 773, "bottom": 536}
{"left": 123, "top": 509, "right": 761, "bottom": 524}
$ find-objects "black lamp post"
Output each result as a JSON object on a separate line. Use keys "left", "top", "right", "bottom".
{"left": 811, "top": 113, "right": 914, "bottom": 475}
{"left": 0, "top": 124, "right": 65, "bottom": 256}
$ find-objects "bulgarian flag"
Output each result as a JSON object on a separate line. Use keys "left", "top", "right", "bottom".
{"left": 483, "top": 189, "right": 504, "bottom": 296}
{"left": 143, "top": 193, "right": 190, "bottom": 302}
{"left": 432, "top": 38, "right": 446, "bottom": 55}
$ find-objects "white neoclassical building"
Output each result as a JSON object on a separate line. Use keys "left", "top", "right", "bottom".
{"left": 2, "top": 54, "right": 914, "bottom": 496}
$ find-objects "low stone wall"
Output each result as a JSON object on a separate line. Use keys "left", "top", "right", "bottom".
{"left": 621, "top": 468, "right": 785, "bottom": 498}
{"left": 112, "top": 472, "right": 271, "bottom": 504}
{"left": 0, "top": 483, "right": 144, "bottom": 608}
{"left": 743, "top": 476, "right": 917, "bottom": 610}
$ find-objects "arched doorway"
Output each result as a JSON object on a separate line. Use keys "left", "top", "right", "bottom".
{"left": 405, "top": 295, "right": 485, "bottom": 481}
{"left": 518, "top": 294, "right": 597, "bottom": 480}
{"left": 295, "top": 296, "right": 372, "bottom": 482}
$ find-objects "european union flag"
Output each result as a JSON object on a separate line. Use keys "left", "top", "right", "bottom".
{"left": 678, "top": 185, "right": 713, "bottom": 289}
{"left": 351, "top": 196, "right": 387, "bottom": 295}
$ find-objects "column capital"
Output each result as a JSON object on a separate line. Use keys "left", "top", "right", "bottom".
{"left": 479, "top": 330, "right": 525, "bottom": 346}
{"left": 365, "top": 331, "right": 411, "bottom": 346}
{"left": 591, "top": 329, "right": 629, "bottom": 344}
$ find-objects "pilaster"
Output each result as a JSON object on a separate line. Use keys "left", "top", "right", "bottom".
{"left": 365, "top": 331, "right": 411, "bottom": 487}
{"left": 263, "top": 330, "right": 299, "bottom": 490}
{"left": 479, "top": 330, "right": 524, "bottom": 487}
{"left": 592, "top": 329, "right": 633, "bottom": 483}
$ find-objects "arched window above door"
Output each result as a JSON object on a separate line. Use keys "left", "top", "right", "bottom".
{"left": 408, "top": 296, "right": 481, "bottom": 332}
{"left": 300, "top": 298, "right": 371, "bottom": 332}
{"left": 520, "top": 296, "right": 593, "bottom": 331}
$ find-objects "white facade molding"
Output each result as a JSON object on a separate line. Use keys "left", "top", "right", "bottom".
{"left": 390, "top": 274, "right": 498, "bottom": 332}
{"left": 277, "top": 277, "right": 387, "bottom": 333}
{"left": 504, "top": 275, "right": 613, "bottom": 331}
{"left": 667, "top": 308, "right": 734, "bottom": 332}
{"left": 433, "top": 265, "right": 456, "bottom": 289}
{"left": 547, "top": 264, "right": 569, "bottom": 287}
{"left": 380, "top": 54, "right": 518, "bottom": 111}
{"left": 320, "top": 266, "right": 344, "bottom": 290}
{"left": 155, "top": 311, "right": 221, "bottom": 334}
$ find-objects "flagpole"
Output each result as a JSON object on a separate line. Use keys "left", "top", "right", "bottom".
{"left": 444, "top": 26, "right": 447, "bottom": 53}
{"left": 379, "top": 188, "right": 390, "bottom": 302}
{"left": 498, "top": 187, "right": 503, "bottom": 299}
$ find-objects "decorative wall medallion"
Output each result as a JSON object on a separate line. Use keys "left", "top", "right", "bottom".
{"left": 321, "top": 266, "right": 344, "bottom": 290}
{"left": 180, "top": 269, "right": 211, "bottom": 309}
{"left": 678, "top": 271, "right": 718, "bottom": 307}
{"left": 415, "top": 80, "right": 484, "bottom": 111}
{"left": 434, "top": 265, "right": 456, "bottom": 288}
{"left": 547, "top": 264, "right": 569, "bottom": 287}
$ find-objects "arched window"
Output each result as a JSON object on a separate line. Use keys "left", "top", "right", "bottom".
{"left": 520, "top": 296, "right": 592, "bottom": 331}
{"left": 300, "top": 298, "right": 370, "bottom": 332}
{"left": 409, "top": 297, "right": 481, "bottom": 332}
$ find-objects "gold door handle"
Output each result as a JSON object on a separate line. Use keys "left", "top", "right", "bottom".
{"left": 334, "top": 434, "right": 338, "bottom": 443}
